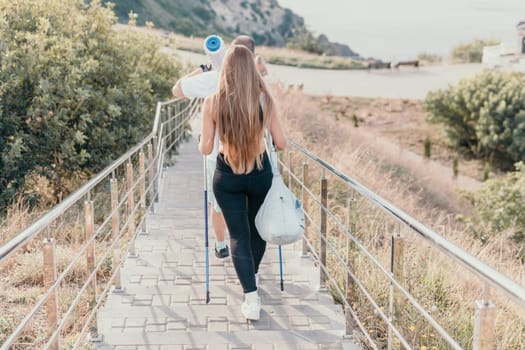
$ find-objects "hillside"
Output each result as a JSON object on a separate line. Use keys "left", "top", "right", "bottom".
{"left": 112, "top": 0, "right": 359, "bottom": 57}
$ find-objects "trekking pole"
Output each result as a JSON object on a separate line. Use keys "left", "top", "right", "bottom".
{"left": 279, "top": 245, "right": 284, "bottom": 291}
{"left": 203, "top": 155, "right": 210, "bottom": 304}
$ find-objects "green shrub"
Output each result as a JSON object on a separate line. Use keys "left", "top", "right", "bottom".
{"left": 449, "top": 39, "right": 499, "bottom": 63}
{"left": 461, "top": 162, "right": 525, "bottom": 249}
{"left": 424, "top": 71, "right": 525, "bottom": 171}
{"left": 423, "top": 137, "right": 432, "bottom": 158}
{"left": 192, "top": 6, "right": 215, "bottom": 21}
{"left": 0, "top": 0, "right": 180, "bottom": 209}
{"left": 417, "top": 52, "right": 442, "bottom": 64}
{"left": 285, "top": 29, "right": 323, "bottom": 55}
{"left": 453, "top": 156, "right": 459, "bottom": 178}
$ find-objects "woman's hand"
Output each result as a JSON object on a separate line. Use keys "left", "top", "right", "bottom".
{"left": 199, "top": 96, "right": 215, "bottom": 155}
{"left": 269, "top": 108, "right": 286, "bottom": 150}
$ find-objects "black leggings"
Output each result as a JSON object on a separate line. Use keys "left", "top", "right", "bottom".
{"left": 213, "top": 152, "right": 272, "bottom": 293}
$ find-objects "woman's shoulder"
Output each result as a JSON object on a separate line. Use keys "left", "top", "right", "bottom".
{"left": 202, "top": 95, "right": 215, "bottom": 114}
{"left": 203, "top": 94, "right": 216, "bottom": 106}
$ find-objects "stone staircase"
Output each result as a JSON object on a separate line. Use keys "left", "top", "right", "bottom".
{"left": 95, "top": 138, "right": 360, "bottom": 350}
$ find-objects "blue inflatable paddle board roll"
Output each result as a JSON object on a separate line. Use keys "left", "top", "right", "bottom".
{"left": 205, "top": 35, "right": 222, "bottom": 53}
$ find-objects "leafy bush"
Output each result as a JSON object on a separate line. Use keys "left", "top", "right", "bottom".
{"left": 460, "top": 162, "right": 525, "bottom": 249}
{"left": 0, "top": 0, "right": 180, "bottom": 209}
{"left": 424, "top": 71, "right": 525, "bottom": 171}
{"left": 449, "top": 39, "right": 499, "bottom": 63}
{"left": 285, "top": 29, "right": 324, "bottom": 55}
{"left": 192, "top": 6, "right": 215, "bottom": 21}
{"left": 417, "top": 52, "right": 442, "bottom": 64}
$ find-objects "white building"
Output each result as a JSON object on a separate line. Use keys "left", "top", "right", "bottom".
{"left": 517, "top": 21, "right": 525, "bottom": 55}
{"left": 482, "top": 21, "right": 525, "bottom": 71}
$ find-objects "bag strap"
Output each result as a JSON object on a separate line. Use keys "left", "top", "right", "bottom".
{"left": 264, "top": 129, "right": 280, "bottom": 175}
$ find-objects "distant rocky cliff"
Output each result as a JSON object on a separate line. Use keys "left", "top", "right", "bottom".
{"left": 113, "top": 0, "right": 359, "bottom": 57}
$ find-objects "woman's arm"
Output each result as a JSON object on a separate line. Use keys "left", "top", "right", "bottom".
{"left": 199, "top": 96, "right": 216, "bottom": 155}
{"left": 256, "top": 56, "right": 268, "bottom": 76}
{"left": 269, "top": 107, "right": 287, "bottom": 150}
{"left": 172, "top": 68, "right": 206, "bottom": 98}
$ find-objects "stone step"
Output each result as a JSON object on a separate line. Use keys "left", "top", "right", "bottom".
{"left": 95, "top": 329, "right": 348, "bottom": 349}
{"left": 105, "top": 284, "right": 337, "bottom": 304}
{"left": 95, "top": 137, "right": 362, "bottom": 350}
{"left": 98, "top": 305, "right": 343, "bottom": 328}
{"left": 122, "top": 256, "right": 311, "bottom": 273}
{"left": 100, "top": 288, "right": 342, "bottom": 314}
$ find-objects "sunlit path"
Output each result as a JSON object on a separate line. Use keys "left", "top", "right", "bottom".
{"left": 95, "top": 136, "right": 358, "bottom": 350}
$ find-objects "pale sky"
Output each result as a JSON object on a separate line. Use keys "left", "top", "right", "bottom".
{"left": 277, "top": 0, "right": 525, "bottom": 60}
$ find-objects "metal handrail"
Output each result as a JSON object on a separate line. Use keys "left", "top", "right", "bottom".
{"left": 0, "top": 136, "right": 151, "bottom": 262}
{"left": 294, "top": 173, "right": 463, "bottom": 349}
{"left": 3, "top": 94, "right": 524, "bottom": 349}
{"left": 287, "top": 139, "right": 525, "bottom": 309}
{"left": 0, "top": 99, "right": 196, "bottom": 263}
{"left": 281, "top": 138, "right": 525, "bottom": 349}
{"left": 0, "top": 97, "right": 200, "bottom": 349}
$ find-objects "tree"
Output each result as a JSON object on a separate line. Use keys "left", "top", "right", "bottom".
{"left": 0, "top": 0, "right": 180, "bottom": 209}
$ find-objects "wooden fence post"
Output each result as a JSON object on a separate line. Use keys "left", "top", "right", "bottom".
{"left": 319, "top": 173, "right": 328, "bottom": 290}
{"left": 345, "top": 197, "right": 356, "bottom": 337}
{"left": 110, "top": 178, "right": 123, "bottom": 292}
{"left": 474, "top": 284, "right": 496, "bottom": 350}
{"left": 127, "top": 162, "right": 137, "bottom": 257}
{"left": 301, "top": 161, "right": 309, "bottom": 257}
{"left": 43, "top": 238, "right": 59, "bottom": 350}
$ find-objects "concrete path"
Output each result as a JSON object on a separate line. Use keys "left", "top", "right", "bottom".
{"left": 95, "top": 137, "right": 360, "bottom": 350}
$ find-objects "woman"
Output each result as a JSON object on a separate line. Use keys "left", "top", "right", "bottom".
{"left": 199, "top": 45, "right": 286, "bottom": 321}
{"left": 255, "top": 55, "right": 268, "bottom": 77}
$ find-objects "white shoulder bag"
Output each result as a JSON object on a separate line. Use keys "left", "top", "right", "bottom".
{"left": 255, "top": 131, "right": 305, "bottom": 245}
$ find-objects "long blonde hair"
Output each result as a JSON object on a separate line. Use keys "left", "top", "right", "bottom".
{"left": 212, "top": 45, "right": 275, "bottom": 174}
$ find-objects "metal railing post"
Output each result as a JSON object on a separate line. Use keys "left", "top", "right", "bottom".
{"left": 287, "top": 151, "right": 292, "bottom": 187}
{"left": 388, "top": 233, "right": 404, "bottom": 350}
{"left": 173, "top": 104, "right": 179, "bottom": 148}
{"left": 43, "top": 238, "right": 59, "bottom": 350}
{"left": 147, "top": 141, "right": 156, "bottom": 209}
{"left": 319, "top": 172, "right": 328, "bottom": 291}
{"left": 474, "top": 284, "right": 496, "bottom": 350}
{"left": 301, "top": 161, "right": 309, "bottom": 257}
{"left": 175, "top": 102, "right": 181, "bottom": 144}
{"left": 84, "top": 200, "right": 97, "bottom": 301}
{"left": 139, "top": 150, "right": 146, "bottom": 210}
{"left": 110, "top": 178, "right": 123, "bottom": 292}
{"left": 139, "top": 149, "right": 147, "bottom": 235}
{"left": 345, "top": 197, "right": 356, "bottom": 337}
{"left": 168, "top": 105, "right": 173, "bottom": 152}
{"left": 84, "top": 199, "right": 101, "bottom": 342}
{"left": 171, "top": 104, "right": 176, "bottom": 148}
{"left": 160, "top": 121, "right": 168, "bottom": 179}
{"left": 152, "top": 133, "right": 160, "bottom": 204}
{"left": 127, "top": 162, "right": 137, "bottom": 257}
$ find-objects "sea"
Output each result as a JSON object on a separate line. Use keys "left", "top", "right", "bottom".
{"left": 276, "top": 0, "right": 525, "bottom": 61}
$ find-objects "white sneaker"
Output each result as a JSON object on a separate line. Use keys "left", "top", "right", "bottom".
{"left": 242, "top": 291, "right": 261, "bottom": 321}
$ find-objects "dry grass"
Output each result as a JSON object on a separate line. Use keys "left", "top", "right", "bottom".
{"left": 116, "top": 24, "right": 366, "bottom": 71}
{"left": 0, "top": 198, "right": 45, "bottom": 247}
{"left": 0, "top": 195, "right": 115, "bottom": 348}
{"left": 274, "top": 82, "right": 525, "bottom": 279}
{"left": 273, "top": 84, "right": 525, "bottom": 348}
{"left": 318, "top": 95, "right": 489, "bottom": 181}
